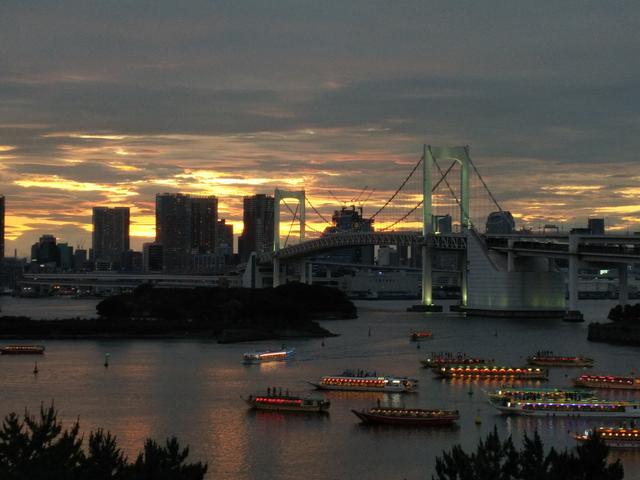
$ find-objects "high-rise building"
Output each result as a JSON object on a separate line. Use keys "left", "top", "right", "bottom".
{"left": 156, "top": 193, "right": 191, "bottom": 271}
{"left": 92, "top": 207, "right": 130, "bottom": 268}
{"left": 57, "top": 243, "right": 74, "bottom": 270}
{"left": 73, "top": 249, "right": 88, "bottom": 271}
{"left": 31, "top": 234, "right": 59, "bottom": 266}
{"left": 190, "top": 196, "right": 218, "bottom": 253}
{"left": 0, "top": 195, "right": 4, "bottom": 261}
{"left": 216, "top": 218, "right": 234, "bottom": 257}
{"left": 319, "top": 206, "right": 375, "bottom": 264}
{"left": 239, "top": 194, "right": 274, "bottom": 262}
{"left": 486, "top": 211, "right": 515, "bottom": 234}
{"left": 433, "top": 214, "right": 452, "bottom": 234}
{"left": 588, "top": 218, "right": 605, "bottom": 235}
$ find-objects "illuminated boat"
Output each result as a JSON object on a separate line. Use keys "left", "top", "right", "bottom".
{"left": 244, "top": 391, "right": 330, "bottom": 413}
{"left": 575, "top": 427, "right": 640, "bottom": 448}
{"left": 410, "top": 331, "right": 433, "bottom": 341}
{"left": 435, "top": 365, "right": 548, "bottom": 380}
{"left": 489, "top": 398, "right": 640, "bottom": 418}
{"left": 527, "top": 351, "right": 593, "bottom": 367}
{"left": 242, "top": 348, "right": 294, "bottom": 364}
{"left": 0, "top": 345, "right": 45, "bottom": 355}
{"left": 310, "top": 371, "right": 418, "bottom": 392}
{"left": 488, "top": 387, "right": 595, "bottom": 403}
{"left": 352, "top": 407, "right": 459, "bottom": 426}
{"left": 420, "top": 352, "right": 487, "bottom": 369}
{"left": 573, "top": 374, "right": 640, "bottom": 390}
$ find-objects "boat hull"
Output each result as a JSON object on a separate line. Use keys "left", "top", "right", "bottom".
{"left": 352, "top": 409, "right": 459, "bottom": 426}
{"left": 573, "top": 379, "right": 640, "bottom": 391}
{"left": 244, "top": 397, "right": 330, "bottom": 413}
{"left": 309, "top": 382, "right": 410, "bottom": 393}
{"left": 528, "top": 357, "right": 593, "bottom": 367}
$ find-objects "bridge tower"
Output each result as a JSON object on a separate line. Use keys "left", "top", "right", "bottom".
{"left": 423, "top": 145, "right": 471, "bottom": 307}
{"left": 273, "top": 189, "right": 306, "bottom": 287}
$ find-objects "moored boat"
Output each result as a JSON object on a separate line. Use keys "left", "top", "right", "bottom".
{"left": 0, "top": 345, "right": 45, "bottom": 355}
{"left": 244, "top": 390, "right": 330, "bottom": 413}
{"left": 575, "top": 427, "right": 640, "bottom": 448}
{"left": 435, "top": 365, "right": 548, "bottom": 380}
{"left": 310, "top": 370, "right": 418, "bottom": 392}
{"left": 488, "top": 387, "right": 594, "bottom": 403}
{"left": 352, "top": 407, "right": 459, "bottom": 426}
{"left": 527, "top": 351, "right": 593, "bottom": 367}
{"left": 410, "top": 331, "right": 433, "bottom": 341}
{"left": 420, "top": 352, "right": 487, "bottom": 369}
{"left": 242, "top": 348, "right": 294, "bottom": 364}
{"left": 490, "top": 398, "right": 640, "bottom": 418}
{"left": 573, "top": 374, "right": 640, "bottom": 390}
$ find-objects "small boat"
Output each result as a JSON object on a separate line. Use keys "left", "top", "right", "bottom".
{"left": 244, "top": 391, "right": 330, "bottom": 413}
{"left": 420, "top": 352, "right": 487, "bottom": 368}
{"left": 242, "top": 348, "right": 294, "bottom": 365}
{"left": 410, "top": 331, "right": 433, "bottom": 341}
{"left": 527, "top": 351, "right": 593, "bottom": 367}
{"left": 573, "top": 374, "right": 640, "bottom": 391}
{"left": 310, "top": 370, "right": 418, "bottom": 393}
{"left": 352, "top": 407, "right": 459, "bottom": 426}
{"left": 435, "top": 365, "right": 548, "bottom": 380}
{"left": 575, "top": 426, "right": 640, "bottom": 448}
{"left": 0, "top": 345, "right": 45, "bottom": 355}
{"left": 489, "top": 398, "right": 640, "bottom": 418}
{"left": 488, "top": 387, "right": 594, "bottom": 403}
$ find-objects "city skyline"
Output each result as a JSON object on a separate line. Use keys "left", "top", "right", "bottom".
{"left": 2, "top": 2, "right": 640, "bottom": 256}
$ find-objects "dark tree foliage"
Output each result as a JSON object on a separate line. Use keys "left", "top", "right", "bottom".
{"left": 0, "top": 405, "right": 207, "bottom": 480}
{"left": 608, "top": 304, "right": 640, "bottom": 322}
{"left": 433, "top": 427, "right": 623, "bottom": 480}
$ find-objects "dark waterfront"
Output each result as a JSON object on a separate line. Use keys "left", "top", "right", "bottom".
{"left": 0, "top": 297, "right": 639, "bottom": 479}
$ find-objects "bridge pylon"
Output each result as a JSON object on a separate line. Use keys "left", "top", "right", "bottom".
{"left": 423, "top": 145, "right": 471, "bottom": 307}
{"left": 273, "top": 189, "right": 306, "bottom": 287}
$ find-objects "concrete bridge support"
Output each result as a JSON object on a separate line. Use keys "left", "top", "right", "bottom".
{"left": 299, "top": 260, "right": 307, "bottom": 284}
{"left": 273, "top": 257, "right": 280, "bottom": 288}
{"left": 619, "top": 264, "right": 629, "bottom": 306}
{"left": 565, "top": 234, "right": 584, "bottom": 322}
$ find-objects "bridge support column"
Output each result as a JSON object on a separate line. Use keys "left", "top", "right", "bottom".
{"left": 273, "top": 258, "right": 280, "bottom": 288}
{"left": 299, "top": 261, "right": 307, "bottom": 284}
{"left": 564, "top": 234, "right": 583, "bottom": 322}
{"left": 460, "top": 251, "right": 468, "bottom": 307}
{"left": 421, "top": 245, "right": 432, "bottom": 305}
{"left": 507, "top": 239, "right": 515, "bottom": 272}
{"left": 619, "top": 263, "right": 629, "bottom": 306}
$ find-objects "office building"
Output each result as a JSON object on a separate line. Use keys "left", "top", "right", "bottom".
{"left": 239, "top": 194, "right": 274, "bottom": 262}
{"left": 143, "top": 242, "right": 164, "bottom": 272}
{"left": 31, "top": 234, "right": 59, "bottom": 266}
{"left": 92, "top": 207, "right": 130, "bottom": 268}
{"left": 216, "top": 218, "right": 234, "bottom": 257}
{"left": 588, "top": 218, "right": 605, "bottom": 235}
{"left": 156, "top": 194, "right": 191, "bottom": 271}
{"left": 434, "top": 214, "right": 452, "bottom": 234}
{"left": 57, "top": 243, "right": 74, "bottom": 270}
{"left": 486, "top": 211, "right": 515, "bottom": 234}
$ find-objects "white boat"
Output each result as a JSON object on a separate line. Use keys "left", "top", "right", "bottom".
{"left": 309, "top": 371, "right": 418, "bottom": 393}
{"left": 242, "top": 348, "right": 295, "bottom": 364}
{"left": 575, "top": 426, "right": 640, "bottom": 448}
{"left": 489, "top": 397, "right": 640, "bottom": 418}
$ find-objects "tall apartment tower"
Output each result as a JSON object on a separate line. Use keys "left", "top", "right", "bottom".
{"left": 238, "top": 194, "right": 274, "bottom": 262}
{"left": 190, "top": 196, "right": 218, "bottom": 253}
{"left": 92, "top": 207, "right": 130, "bottom": 266}
{"left": 155, "top": 193, "right": 218, "bottom": 271}
{"left": 0, "top": 195, "right": 4, "bottom": 261}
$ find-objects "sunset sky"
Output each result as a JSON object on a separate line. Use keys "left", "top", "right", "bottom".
{"left": 1, "top": 1, "right": 639, "bottom": 256}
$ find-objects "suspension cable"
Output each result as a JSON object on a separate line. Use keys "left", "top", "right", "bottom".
{"left": 433, "top": 158, "right": 476, "bottom": 230}
{"left": 305, "top": 196, "right": 331, "bottom": 224}
{"left": 282, "top": 199, "right": 324, "bottom": 235}
{"left": 282, "top": 200, "right": 300, "bottom": 248}
{"left": 380, "top": 160, "right": 457, "bottom": 231}
{"left": 467, "top": 151, "right": 502, "bottom": 212}
{"left": 370, "top": 154, "right": 424, "bottom": 220}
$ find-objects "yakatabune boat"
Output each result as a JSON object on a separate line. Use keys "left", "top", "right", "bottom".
{"left": 310, "top": 371, "right": 418, "bottom": 392}
{"left": 244, "top": 391, "right": 330, "bottom": 413}
{"left": 573, "top": 374, "right": 640, "bottom": 390}
{"left": 488, "top": 387, "right": 595, "bottom": 403}
{"left": 420, "top": 352, "right": 487, "bottom": 369}
{"left": 352, "top": 407, "right": 459, "bottom": 426}
{"left": 527, "top": 351, "right": 594, "bottom": 367}
{"left": 490, "top": 398, "right": 640, "bottom": 418}
{"left": 575, "top": 427, "right": 640, "bottom": 448}
{"left": 242, "top": 348, "right": 294, "bottom": 365}
{"left": 435, "top": 365, "right": 548, "bottom": 380}
{"left": 410, "top": 331, "right": 433, "bottom": 341}
{"left": 0, "top": 345, "right": 45, "bottom": 355}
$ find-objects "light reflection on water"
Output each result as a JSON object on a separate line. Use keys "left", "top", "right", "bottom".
{"left": 0, "top": 297, "right": 638, "bottom": 479}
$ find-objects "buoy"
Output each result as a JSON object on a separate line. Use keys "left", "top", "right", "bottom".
{"left": 475, "top": 416, "right": 482, "bottom": 425}
{"left": 468, "top": 388, "right": 474, "bottom": 396}
{"left": 104, "top": 353, "right": 110, "bottom": 368}
{"left": 368, "top": 327, "right": 371, "bottom": 337}
{"left": 494, "top": 330, "right": 498, "bottom": 337}
{"left": 321, "top": 338, "right": 325, "bottom": 347}
{"left": 416, "top": 343, "right": 421, "bottom": 349}
{"left": 33, "top": 361, "right": 38, "bottom": 375}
